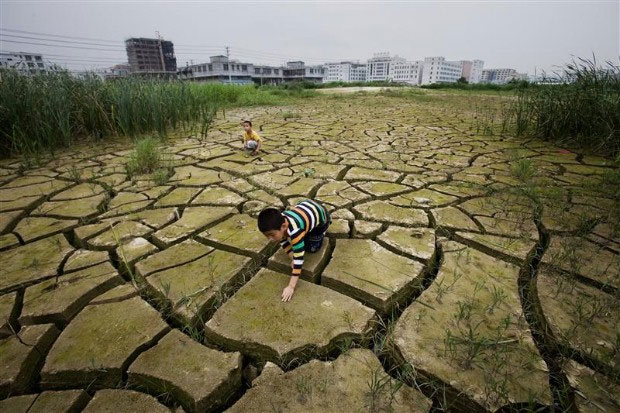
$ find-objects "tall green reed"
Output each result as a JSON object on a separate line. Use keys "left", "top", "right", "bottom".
{"left": 0, "top": 69, "right": 286, "bottom": 158}
{"left": 503, "top": 57, "right": 620, "bottom": 157}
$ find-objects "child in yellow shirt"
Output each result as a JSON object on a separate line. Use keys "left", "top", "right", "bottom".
{"left": 241, "top": 120, "right": 261, "bottom": 156}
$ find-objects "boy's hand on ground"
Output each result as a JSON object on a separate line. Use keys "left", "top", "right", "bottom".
{"left": 281, "top": 286, "right": 295, "bottom": 302}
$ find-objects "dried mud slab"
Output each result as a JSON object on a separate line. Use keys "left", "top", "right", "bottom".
{"left": 563, "top": 360, "right": 620, "bottom": 413}
{"left": 197, "top": 213, "right": 275, "bottom": 258}
{"left": 205, "top": 269, "right": 376, "bottom": 365}
{"left": 27, "top": 390, "right": 91, "bottom": 413}
{"left": 151, "top": 206, "right": 233, "bottom": 248}
{"left": 377, "top": 226, "right": 436, "bottom": 262}
{"left": 543, "top": 236, "right": 620, "bottom": 290}
{"left": 19, "top": 261, "right": 121, "bottom": 326}
{"left": 322, "top": 239, "right": 425, "bottom": 312}
{"left": 83, "top": 389, "right": 169, "bottom": 413}
{"left": 41, "top": 297, "right": 169, "bottom": 388}
{"left": 0, "top": 234, "right": 73, "bottom": 292}
{"left": 392, "top": 241, "right": 552, "bottom": 411}
{"left": 228, "top": 348, "right": 432, "bottom": 412}
{"left": 143, "top": 249, "right": 252, "bottom": 326}
{"left": 135, "top": 238, "right": 213, "bottom": 278}
{"left": 267, "top": 238, "right": 331, "bottom": 283}
{"left": 128, "top": 329, "right": 242, "bottom": 412}
{"left": 0, "top": 291, "right": 19, "bottom": 338}
{"left": 354, "top": 200, "right": 428, "bottom": 227}
{"left": 537, "top": 268, "right": 620, "bottom": 370}
{"left": 0, "top": 324, "right": 60, "bottom": 398}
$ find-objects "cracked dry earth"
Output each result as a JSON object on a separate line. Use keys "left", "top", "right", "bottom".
{"left": 1, "top": 95, "right": 619, "bottom": 413}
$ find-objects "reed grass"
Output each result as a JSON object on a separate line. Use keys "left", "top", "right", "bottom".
{"left": 0, "top": 69, "right": 290, "bottom": 158}
{"left": 504, "top": 58, "right": 620, "bottom": 157}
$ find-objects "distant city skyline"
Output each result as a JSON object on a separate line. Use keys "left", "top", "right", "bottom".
{"left": 1, "top": 1, "right": 618, "bottom": 75}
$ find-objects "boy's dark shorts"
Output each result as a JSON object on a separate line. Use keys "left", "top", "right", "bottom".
{"left": 305, "top": 211, "right": 331, "bottom": 253}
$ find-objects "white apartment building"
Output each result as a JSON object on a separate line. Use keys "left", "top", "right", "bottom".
{"left": 366, "top": 52, "right": 402, "bottom": 81}
{"left": 391, "top": 60, "right": 423, "bottom": 85}
{"left": 460, "top": 60, "right": 484, "bottom": 83}
{"left": 325, "top": 61, "right": 367, "bottom": 82}
{"left": 481, "top": 68, "right": 526, "bottom": 84}
{"left": 420, "top": 56, "right": 464, "bottom": 85}
{"left": 350, "top": 64, "right": 366, "bottom": 81}
{"left": 0, "top": 52, "right": 50, "bottom": 74}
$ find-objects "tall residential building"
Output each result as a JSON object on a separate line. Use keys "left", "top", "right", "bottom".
{"left": 325, "top": 61, "right": 367, "bottom": 82}
{"left": 481, "top": 68, "right": 526, "bottom": 84}
{"left": 420, "top": 57, "right": 464, "bottom": 85}
{"left": 125, "top": 37, "right": 177, "bottom": 75}
{"left": 460, "top": 60, "right": 484, "bottom": 83}
{"left": 391, "top": 60, "right": 423, "bottom": 85}
{"left": 0, "top": 52, "right": 51, "bottom": 73}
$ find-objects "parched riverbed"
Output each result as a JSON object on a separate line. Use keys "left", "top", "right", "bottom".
{"left": 0, "top": 94, "right": 618, "bottom": 412}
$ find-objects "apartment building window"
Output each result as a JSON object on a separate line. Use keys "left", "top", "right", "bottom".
{"left": 208, "top": 64, "right": 212, "bottom": 71}
{"left": 274, "top": 69, "right": 279, "bottom": 74}
{"left": 25, "top": 55, "right": 32, "bottom": 61}
{"left": 255, "top": 68, "right": 260, "bottom": 74}
{"left": 242, "top": 65, "right": 247, "bottom": 71}
{"left": 223, "top": 64, "right": 229, "bottom": 70}
{"left": 35, "top": 56, "right": 42, "bottom": 61}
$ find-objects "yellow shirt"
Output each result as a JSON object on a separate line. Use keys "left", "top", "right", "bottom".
{"left": 243, "top": 130, "right": 262, "bottom": 143}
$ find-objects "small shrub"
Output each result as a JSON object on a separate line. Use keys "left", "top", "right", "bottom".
{"left": 282, "top": 111, "right": 301, "bottom": 120}
{"left": 126, "top": 137, "right": 161, "bottom": 177}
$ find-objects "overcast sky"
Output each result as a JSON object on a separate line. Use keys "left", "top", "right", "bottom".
{"left": 1, "top": 1, "right": 618, "bottom": 74}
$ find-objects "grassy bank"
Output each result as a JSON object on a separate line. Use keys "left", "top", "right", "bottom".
{"left": 0, "top": 69, "right": 309, "bottom": 158}
{"left": 261, "top": 80, "right": 404, "bottom": 90}
{"left": 421, "top": 80, "right": 529, "bottom": 91}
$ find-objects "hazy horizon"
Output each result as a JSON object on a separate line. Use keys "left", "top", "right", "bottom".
{"left": 1, "top": 0, "right": 618, "bottom": 75}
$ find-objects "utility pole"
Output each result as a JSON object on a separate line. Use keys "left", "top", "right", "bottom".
{"left": 156, "top": 31, "right": 166, "bottom": 76}
{"left": 226, "top": 46, "right": 232, "bottom": 84}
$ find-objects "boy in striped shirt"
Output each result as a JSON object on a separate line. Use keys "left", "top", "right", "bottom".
{"left": 258, "top": 200, "right": 331, "bottom": 302}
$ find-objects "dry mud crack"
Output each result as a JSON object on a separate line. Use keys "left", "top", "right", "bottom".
{"left": 0, "top": 95, "right": 618, "bottom": 412}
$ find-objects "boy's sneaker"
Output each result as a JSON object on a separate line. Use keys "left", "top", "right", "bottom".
{"left": 306, "top": 233, "right": 325, "bottom": 253}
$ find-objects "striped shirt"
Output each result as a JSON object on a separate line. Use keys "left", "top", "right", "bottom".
{"left": 280, "top": 200, "right": 328, "bottom": 276}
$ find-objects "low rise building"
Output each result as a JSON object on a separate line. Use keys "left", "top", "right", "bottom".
{"left": 95, "top": 64, "right": 131, "bottom": 80}
{"left": 481, "top": 68, "right": 527, "bottom": 84}
{"left": 0, "top": 52, "right": 51, "bottom": 74}
{"left": 253, "top": 65, "right": 284, "bottom": 85}
{"left": 282, "top": 61, "right": 325, "bottom": 82}
{"left": 179, "top": 57, "right": 324, "bottom": 84}
{"left": 179, "top": 55, "right": 254, "bottom": 84}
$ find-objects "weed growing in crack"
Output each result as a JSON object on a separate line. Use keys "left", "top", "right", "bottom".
{"left": 68, "top": 165, "right": 82, "bottom": 182}
{"left": 295, "top": 375, "right": 312, "bottom": 404}
{"left": 487, "top": 284, "right": 508, "bottom": 314}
